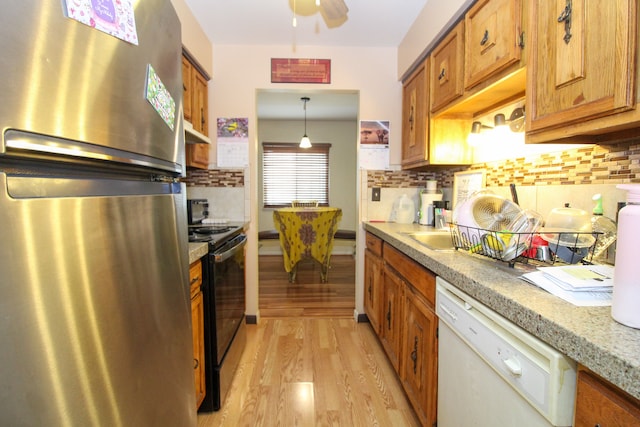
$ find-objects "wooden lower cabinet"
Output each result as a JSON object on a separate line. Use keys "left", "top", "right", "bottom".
{"left": 364, "top": 232, "right": 384, "bottom": 334}
{"left": 364, "top": 248, "right": 383, "bottom": 334}
{"left": 402, "top": 285, "right": 438, "bottom": 427}
{"left": 574, "top": 365, "right": 640, "bottom": 426}
{"left": 190, "top": 260, "right": 206, "bottom": 409}
{"left": 372, "top": 240, "right": 437, "bottom": 426}
{"left": 380, "top": 267, "right": 404, "bottom": 373}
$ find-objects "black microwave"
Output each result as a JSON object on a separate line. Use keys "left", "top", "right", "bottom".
{"left": 187, "top": 199, "right": 208, "bottom": 225}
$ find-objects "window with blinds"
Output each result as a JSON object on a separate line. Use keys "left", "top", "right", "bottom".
{"left": 262, "top": 142, "right": 331, "bottom": 208}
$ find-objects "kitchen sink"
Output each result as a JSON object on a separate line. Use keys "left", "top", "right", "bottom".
{"left": 403, "top": 231, "right": 456, "bottom": 251}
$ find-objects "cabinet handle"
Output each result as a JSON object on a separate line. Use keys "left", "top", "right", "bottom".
{"left": 518, "top": 31, "right": 525, "bottom": 49}
{"left": 480, "top": 29, "right": 489, "bottom": 46}
{"left": 438, "top": 68, "right": 446, "bottom": 81}
{"left": 386, "top": 301, "right": 392, "bottom": 330}
{"left": 193, "top": 358, "right": 199, "bottom": 369}
{"left": 200, "top": 108, "right": 205, "bottom": 130}
{"left": 410, "top": 336, "right": 418, "bottom": 374}
{"left": 190, "top": 275, "right": 200, "bottom": 285}
{"left": 408, "top": 105, "right": 414, "bottom": 131}
{"left": 557, "top": 0, "right": 572, "bottom": 44}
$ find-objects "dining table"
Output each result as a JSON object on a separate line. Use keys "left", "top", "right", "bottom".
{"left": 272, "top": 206, "right": 343, "bottom": 283}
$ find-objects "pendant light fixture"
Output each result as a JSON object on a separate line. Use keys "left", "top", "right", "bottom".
{"left": 300, "top": 96, "right": 312, "bottom": 148}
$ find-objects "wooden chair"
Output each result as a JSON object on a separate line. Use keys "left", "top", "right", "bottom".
{"left": 291, "top": 200, "right": 319, "bottom": 208}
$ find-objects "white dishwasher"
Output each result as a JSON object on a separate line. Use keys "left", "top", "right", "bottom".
{"left": 436, "top": 277, "right": 577, "bottom": 427}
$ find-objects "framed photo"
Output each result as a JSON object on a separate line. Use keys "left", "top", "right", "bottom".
{"left": 453, "top": 169, "right": 486, "bottom": 209}
{"left": 271, "top": 58, "right": 331, "bottom": 83}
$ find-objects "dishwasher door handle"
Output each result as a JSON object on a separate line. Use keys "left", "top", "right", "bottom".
{"left": 503, "top": 357, "right": 522, "bottom": 376}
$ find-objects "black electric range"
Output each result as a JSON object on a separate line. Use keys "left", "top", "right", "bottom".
{"left": 189, "top": 221, "right": 247, "bottom": 412}
{"left": 188, "top": 223, "right": 244, "bottom": 249}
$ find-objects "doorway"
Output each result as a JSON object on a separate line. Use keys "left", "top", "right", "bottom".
{"left": 256, "top": 89, "right": 359, "bottom": 317}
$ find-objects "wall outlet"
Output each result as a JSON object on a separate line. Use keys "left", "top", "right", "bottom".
{"left": 372, "top": 187, "right": 381, "bottom": 202}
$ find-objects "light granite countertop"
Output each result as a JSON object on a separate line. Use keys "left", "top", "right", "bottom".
{"left": 364, "top": 221, "right": 640, "bottom": 401}
{"left": 188, "top": 242, "right": 208, "bottom": 265}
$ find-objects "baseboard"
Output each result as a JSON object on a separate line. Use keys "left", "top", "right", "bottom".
{"left": 245, "top": 315, "right": 258, "bottom": 324}
{"left": 356, "top": 312, "right": 369, "bottom": 323}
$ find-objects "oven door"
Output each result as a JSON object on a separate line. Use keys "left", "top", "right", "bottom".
{"left": 212, "top": 233, "right": 247, "bottom": 364}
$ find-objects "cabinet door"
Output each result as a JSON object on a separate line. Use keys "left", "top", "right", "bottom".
{"left": 380, "top": 268, "right": 404, "bottom": 373}
{"left": 464, "top": 0, "right": 522, "bottom": 90}
{"left": 401, "top": 287, "right": 438, "bottom": 427}
{"left": 401, "top": 59, "right": 429, "bottom": 167}
{"left": 182, "top": 55, "right": 193, "bottom": 122}
{"left": 526, "top": 0, "right": 636, "bottom": 133}
{"left": 189, "top": 260, "right": 205, "bottom": 409}
{"left": 364, "top": 249, "right": 383, "bottom": 335}
{"left": 575, "top": 366, "right": 640, "bottom": 426}
{"left": 186, "top": 143, "right": 210, "bottom": 170}
{"left": 192, "top": 70, "right": 209, "bottom": 136}
{"left": 191, "top": 290, "right": 206, "bottom": 408}
{"left": 430, "top": 21, "right": 465, "bottom": 112}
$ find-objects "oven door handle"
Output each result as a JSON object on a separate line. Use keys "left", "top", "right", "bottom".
{"left": 213, "top": 235, "right": 247, "bottom": 263}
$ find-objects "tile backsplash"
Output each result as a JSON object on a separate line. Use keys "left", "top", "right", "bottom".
{"left": 183, "top": 168, "right": 247, "bottom": 222}
{"left": 365, "top": 140, "right": 640, "bottom": 223}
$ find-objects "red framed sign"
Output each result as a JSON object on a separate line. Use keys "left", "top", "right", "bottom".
{"left": 271, "top": 58, "right": 331, "bottom": 84}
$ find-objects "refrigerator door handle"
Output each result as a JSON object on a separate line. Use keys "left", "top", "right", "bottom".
{"left": 4, "top": 129, "right": 181, "bottom": 174}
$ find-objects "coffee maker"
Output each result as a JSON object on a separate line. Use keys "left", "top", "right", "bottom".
{"left": 419, "top": 180, "right": 443, "bottom": 226}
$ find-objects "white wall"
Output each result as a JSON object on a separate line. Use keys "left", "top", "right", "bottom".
{"left": 169, "top": 0, "right": 213, "bottom": 75}
{"left": 397, "top": 0, "right": 473, "bottom": 79}
{"left": 209, "top": 44, "right": 401, "bottom": 319}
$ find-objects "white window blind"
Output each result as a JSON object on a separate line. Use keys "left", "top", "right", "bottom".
{"left": 262, "top": 142, "right": 331, "bottom": 208}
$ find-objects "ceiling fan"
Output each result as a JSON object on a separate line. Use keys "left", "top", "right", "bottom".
{"left": 291, "top": 0, "right": 349, "bottom": 29}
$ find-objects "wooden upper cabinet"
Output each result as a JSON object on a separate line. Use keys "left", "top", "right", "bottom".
{"left": 526, "top": 0, "right": 637, "bottom": 134}
{"left": 186, "top": 143, "right": 210, "bottom": 170}
{"left": 182, "top": 56, "right": 193, "bottom": 123}
{"left": 192, "top": 70, "right": 209, "bottom": 137}
{"left": 464, "top": 0, "right": 522, "bottom": 90}
{"left": 430, "top": 21, "right": 465, "bottom": 112}
{"left": 183, "top": 53, "right": 210, "bottom": 169}
{"left": 401, "top": 59, "right": 429, "bottom": 167}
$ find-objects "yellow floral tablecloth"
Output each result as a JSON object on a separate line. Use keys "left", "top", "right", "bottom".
{"left": 273, "top": 207, "right": 342, "bottom": 283}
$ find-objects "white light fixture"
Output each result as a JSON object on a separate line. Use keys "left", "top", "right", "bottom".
{"left": 300, "top": 96, "right": 312, "bottom": 148}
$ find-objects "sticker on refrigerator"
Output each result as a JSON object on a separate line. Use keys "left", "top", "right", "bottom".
{"left": 145, "top": 65, "right": 176, "bottom": 131}
{"left": 63, "top": 0, "right": 139, "bottom": 45}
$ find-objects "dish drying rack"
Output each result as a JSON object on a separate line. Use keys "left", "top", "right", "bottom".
{"left": 448, "top": 223, "right": 602, "bottom": 268}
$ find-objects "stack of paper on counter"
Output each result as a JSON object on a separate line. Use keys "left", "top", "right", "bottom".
{"left": 520, "top": 264, "right": 614, "bottom": 307}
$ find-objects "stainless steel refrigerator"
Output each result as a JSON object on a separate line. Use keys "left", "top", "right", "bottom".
{"left": 0, "top": 1, "right": 196, "bottom": 425}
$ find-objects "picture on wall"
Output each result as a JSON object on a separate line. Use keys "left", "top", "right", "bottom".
{"left": 360, "top": 120, "right": 389, "bottom": 145}
{"left": 217, "top": 117, "right": 249, "bottom": 167}
{"left": 359, "top": 120, "right": 390, "bottom": 170}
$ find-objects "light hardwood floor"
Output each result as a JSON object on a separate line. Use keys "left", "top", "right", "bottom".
{"left": 258, "top": 255, "right": 356, "bottom": 318}
{"left": 196, "top": 255, "right": 420, "bottom": 426}
{"left": 196, "top": 318, "right": 420, "bottom": 426}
